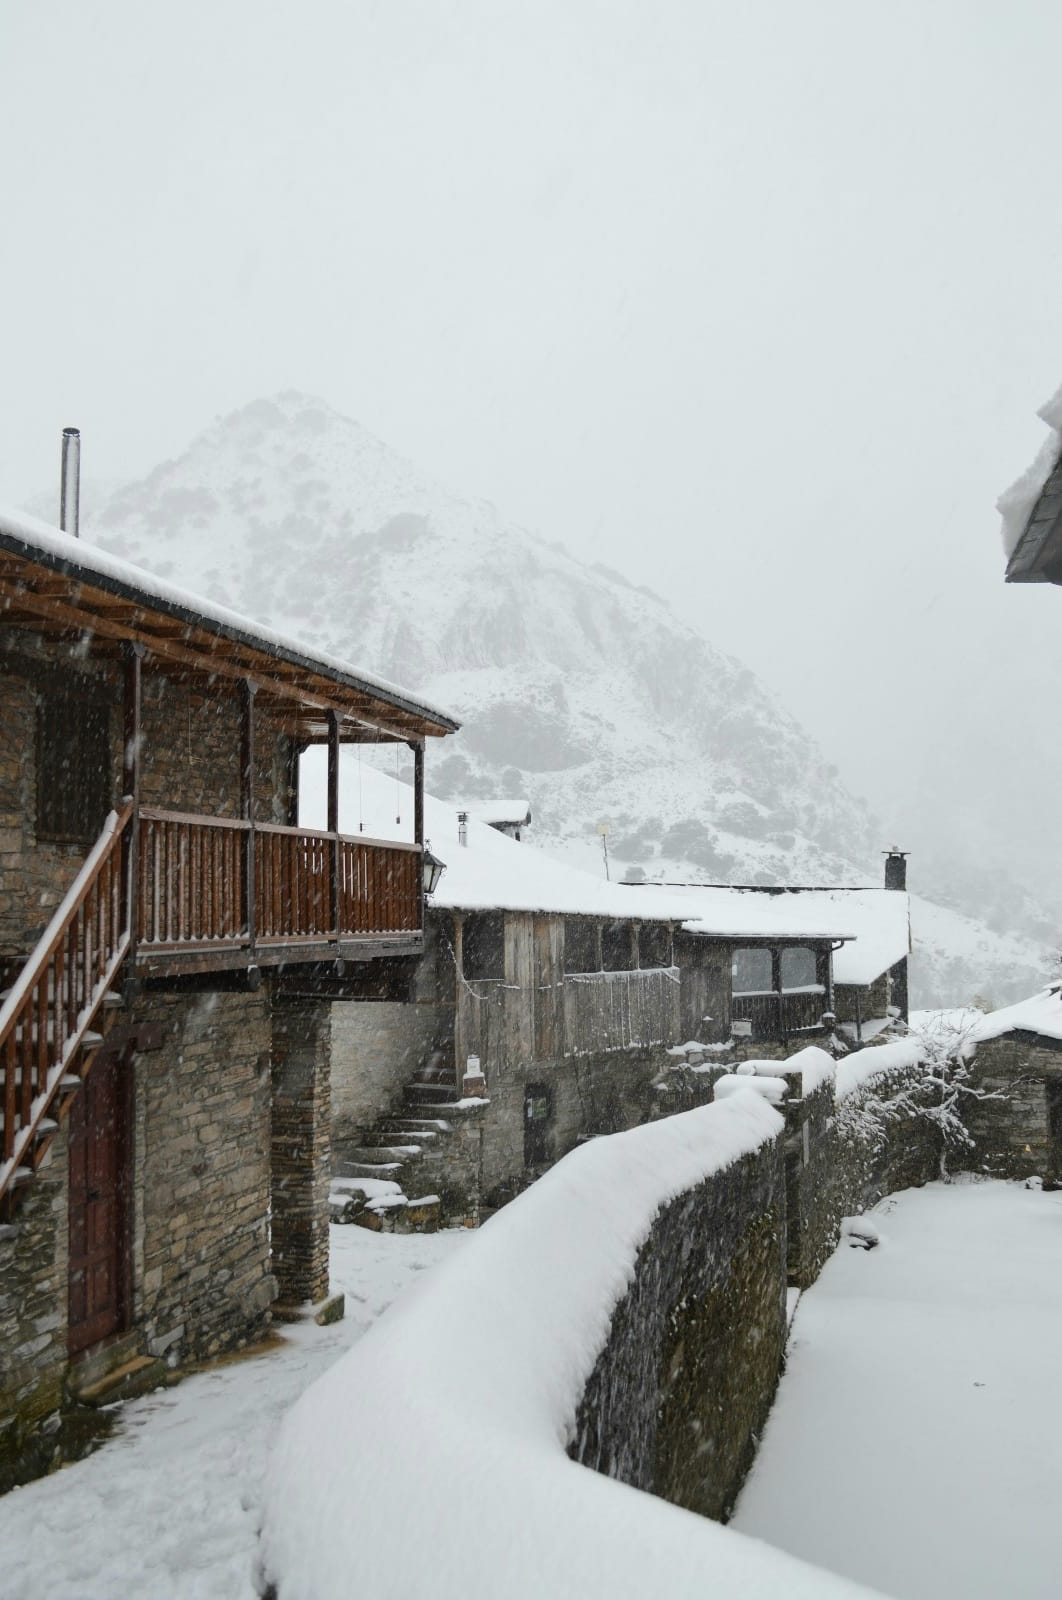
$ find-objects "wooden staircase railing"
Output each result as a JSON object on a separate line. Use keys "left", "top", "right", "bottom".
{"left": 0, "top": 801, "right": 132, "bottom": 1209}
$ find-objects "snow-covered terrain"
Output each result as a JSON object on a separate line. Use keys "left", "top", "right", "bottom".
{"left": 31, "top": 390, "right": 1052, "bottom": 1006}
{"left": 0, "top": 1227, "right": 467, "bottom": 1600}
{"left": 261, "top": 1092, "right": 881, "bottom": 1600}
{"left": 733, "top": 1179, "right": 1062, "bottom": 1600}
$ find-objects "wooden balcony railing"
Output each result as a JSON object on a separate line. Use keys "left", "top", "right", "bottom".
{"left": 137, "top": 808, "right": 421, "bottom": 954}
{"left": 732, "top": 985, "right": 827, "bottom": 1042}
{"left": 0, "top": 802, "right": 132, "bottom": 1206}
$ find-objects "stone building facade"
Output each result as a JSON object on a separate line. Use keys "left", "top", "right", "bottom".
{"left": 0, "top": 511, "right": 456, "bottom": 1491}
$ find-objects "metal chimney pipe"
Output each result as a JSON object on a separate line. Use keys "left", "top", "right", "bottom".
{"left": 458, "top": 810, "right": 468, "bottom": 848}
{"left": 60, "top": 427, "right": 80, "bottom": 537}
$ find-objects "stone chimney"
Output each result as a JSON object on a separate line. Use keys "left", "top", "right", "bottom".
{"left": 884, "top": 849, "right": 908, "bottom": 891}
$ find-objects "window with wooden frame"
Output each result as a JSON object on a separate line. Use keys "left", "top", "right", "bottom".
{"left": 601, "top": 919, "right": 635, "bottom": 972}
{"left": 564, "top": 918, "right": 600, "bottom": 975}
{"left": 36, "top": 673, "right": 113, "bottom": 846}
{"left": 638, "top": 922, "right": 673, "bottom": 970}
{"left": 461, "top": 912, "right": 506, "bottom": 982}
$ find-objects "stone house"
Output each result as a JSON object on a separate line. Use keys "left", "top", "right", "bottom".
{"left": 961, "top": 985, "right": 1062, "bottom": 1183}
{"left": 0, "top": 502, "right": 457, "bottom": 1488}
{"left": 658, "top": 856, "right": 911, "bottom": 1045}
{"left": 324, "top": 776, "right": 867, "bottom": 1219}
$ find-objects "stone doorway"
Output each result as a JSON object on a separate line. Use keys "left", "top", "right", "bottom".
{"left": 68, "top": 1046, "right": 132, "bottom": 1356}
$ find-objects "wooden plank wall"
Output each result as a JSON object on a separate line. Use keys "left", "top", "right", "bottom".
{"left": 456, "top": 912, "right": 683, "bottom": 1071}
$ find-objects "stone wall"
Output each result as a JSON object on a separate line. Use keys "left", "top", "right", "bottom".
{"left": 962, "top": 1035, "right": 1062, "bottom": 1181}
{"left": 0, "top": 631, "right": 296, "bottom": 963}
{"left": 130, "top": 987, "right": 276, "bottom": 1363}
{"left": 569, "top": 1134, "right": 786, "bottom": 1523}
{"left": 331, "top": 999, "right": 453, "bottom": 1152}
{"left": 784, "top": 1052, "right": 940, "bottom": 1288}
{"left": 0, "top": 1129, "right": 69, "bottom": 1493}
{"left": 272, "top": 999, "right": 333, "bottom": 1306}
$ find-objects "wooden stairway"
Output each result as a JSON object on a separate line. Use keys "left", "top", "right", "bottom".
{"left": 0, "top": 803, "right": 132, "bottom": 1216}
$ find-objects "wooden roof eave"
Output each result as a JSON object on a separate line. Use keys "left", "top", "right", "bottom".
{"left": 1006, "top": 460, "right": 1062, "bottom": 586}
{"left": 0, "top": 536, "right": 459, "bottom": 743}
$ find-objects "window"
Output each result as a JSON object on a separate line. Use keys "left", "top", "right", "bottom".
{"left": 36, "top": 675, "right": 112, "bottom": 845}
{"left": 780, "top": 946, "right": 817, "bottom": 990}
{"left": 638, "top": 923, "right": 673, "bottom": 970}
{"left": 564, "top": 919, "right": 600, "bottom": 975}
{"left": 732, "top": 947, "right": 772, "bottom": 993}
{"left": 462, "top": 912, "right": 505, "bottom": 981}
{"left": 601, "top": 920, "right": 634, "bottom": 972}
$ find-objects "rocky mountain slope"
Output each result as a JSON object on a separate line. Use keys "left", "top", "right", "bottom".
{"left": 50, "top": 391, "right": 1054, "bottom": 1006}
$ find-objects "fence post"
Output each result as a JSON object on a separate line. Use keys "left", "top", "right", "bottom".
{"left": 122, "top": 642, "right": 144, "bottom": 991}
{"left": 241, "top": 680, "right": 257, "bottom": 959}
{"left": 327, "top": 711, "right": 341, "bottom": 942}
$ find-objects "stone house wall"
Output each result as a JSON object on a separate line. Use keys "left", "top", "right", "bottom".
{"left": 570, "top": 1132, "right": 787, "bottom": 1523}
{"left": 962, "top": 1034, "right": 1062, "bottom": 1181}
{"left": 0, "top": 1128, "right": 69, "bottom": 1492}
{"left": 0, "top": 630, "right": 296, "bottom": 964}
{"left": 129, "top": 987, "right": 277, "bottom": 1364}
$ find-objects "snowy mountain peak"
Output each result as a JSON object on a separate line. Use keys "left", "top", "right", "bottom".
{"left": 36, "top": 395, "right": 1052, "bottom": 1006}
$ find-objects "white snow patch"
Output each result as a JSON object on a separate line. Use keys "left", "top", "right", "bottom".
{"left": 260, "top": 1097, "right": 879, "bottom": 1600}
{"left": 834, "top": 1039, "right": 924, "bottom": 1100}
{"left": 997, "top": 380, "right": 1062, "bottom": 558}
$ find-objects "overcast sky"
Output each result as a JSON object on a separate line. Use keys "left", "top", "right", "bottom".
{"left": 4, "top": 0, "right": 1062, "bottom": 894}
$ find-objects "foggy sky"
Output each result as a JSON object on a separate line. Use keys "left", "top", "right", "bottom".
{"left": 4, "top": 1, "right": 1062, "bottom": 898}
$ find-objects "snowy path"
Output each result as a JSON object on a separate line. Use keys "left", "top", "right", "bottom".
{"left": 0, "top": 1226, "right": 467, "bottom": 1600}
{"left": 733, "top": 1179, "right": 1062, "bottom": 1600}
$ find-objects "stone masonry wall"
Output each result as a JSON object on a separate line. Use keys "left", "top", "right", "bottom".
{"left": 131, "top": 987, "right": 276, "bottom": 1364}
{"left": 272, "top": 999, "right": 333, "bottom": 1306}
{"left": 0, "top": 632, "right": 295, "bottom": 963}
{"left": 330, "top": 1000, "right": 454, "bottom": 1155}
{"left": 569, "top": 1134, "right": 787, "bottom": 1523}
{"left": 962, "top": 1036, "right": 1062, "bottom": 1181}
{"left": 0, "top": 1128, "right": 69, "bottom": 1493}
{"left": 478, "top": 1044, "right": 676, "bottom": 1207}
{"left": 784, "top": 1056, "right": 940, "bottom": 1288}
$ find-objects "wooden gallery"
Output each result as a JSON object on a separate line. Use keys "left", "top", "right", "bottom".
{"left": 0, "top": 504, "right": 457, "bottom": 1488}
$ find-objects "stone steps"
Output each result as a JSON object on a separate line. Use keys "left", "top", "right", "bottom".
{"left": 70, "top": 1354, "right": 168, "bottom": 1408}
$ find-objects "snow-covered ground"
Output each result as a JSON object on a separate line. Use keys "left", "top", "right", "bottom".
{"left": 733, "top": 1178, "right": 1062, "bottom": 1600}
{"left": 0, "top": 1227, "right": 468, "bottom": 1600}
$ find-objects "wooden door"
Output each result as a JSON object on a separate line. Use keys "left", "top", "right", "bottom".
{"left": 68, "top": 1048, "right": 130, "bottom": 1355}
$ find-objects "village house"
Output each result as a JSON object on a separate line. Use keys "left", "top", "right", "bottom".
{"left": 319, "top": 768, "right": 877, "bottom": 1224}
{"left": 0, "top": 484, "right": 458, "bottom": 1489}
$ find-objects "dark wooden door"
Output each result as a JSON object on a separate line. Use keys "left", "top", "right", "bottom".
{"left": 68, "top": 1049, "right": 130, "bottom": 1355}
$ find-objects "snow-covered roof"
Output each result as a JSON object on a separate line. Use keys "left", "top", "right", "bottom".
{"left": 302, "top": 756, "right": 689, "bottom": 921}
{"left": 304, "top": 762, "right": 907, "bottom": 970}
{"left": 0, "top": 504, "right": 459, "bottom": 734}
{"left": 465, "top": 799, "right": 532, "bottom": 828}
{"left": 967, "top": 984, "right": 1062, "bottom": 1046}
{"left": 997, "top": 382, "right": 1062, "bottom": 575}
{"left": 669, "top": 886, "right": 907, "bottom": 982}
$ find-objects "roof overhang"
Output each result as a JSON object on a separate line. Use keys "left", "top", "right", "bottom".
{"left": 1006, "top": 453, "right": 1062, "bottom": 585}
{"left": 0, "top": 519, "right": 460, "bottom": 744}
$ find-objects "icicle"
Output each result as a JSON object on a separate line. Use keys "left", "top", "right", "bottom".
{"left": 358, "top": 747, "right": 364, "bottom": 833}
{"left": 394, "top": 744, "right": 402, "bottom": 825}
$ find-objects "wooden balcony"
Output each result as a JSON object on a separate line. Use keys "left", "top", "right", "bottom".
{"left": 134, "top": 807, "right": 423, "bottom": 976}
{"left": 731, "top": 985, "right": 827, "bottom": 1043}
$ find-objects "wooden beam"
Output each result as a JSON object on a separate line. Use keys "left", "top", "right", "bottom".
{"left": 123, "top": 643, "right": 144, "bottom": 972}
{"left": 241, "top": 680, "right": 257, "bottom": 959}
{"left": 0, "top": 576, "right": 428, "bottom": 740}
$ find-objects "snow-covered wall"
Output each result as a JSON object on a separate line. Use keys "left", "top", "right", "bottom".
{"left": 259, "top": 1095, "right": 882, "bottom": 1600}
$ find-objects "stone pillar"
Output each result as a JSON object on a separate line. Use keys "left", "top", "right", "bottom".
{"left": 271, "top": 998, "right": 333, "bottom": 1307}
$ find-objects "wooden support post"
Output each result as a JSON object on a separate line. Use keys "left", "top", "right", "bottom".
{"left": 241, "top": 681, "right": 257, "bottom": 955}
{"left": 452, "top": 912, "right": 464, "bottom": 1091}
{"left": 123, "top": 643, "right": 144, "bottom": 982}
{"left": 327, "top": 711, "right": 341, "bottom": 940}
{"left": 412, "top": 740, "right": 425, "bottom": 931}
{"left": 772, "top": 947, "right": 786, "bottom": 1043}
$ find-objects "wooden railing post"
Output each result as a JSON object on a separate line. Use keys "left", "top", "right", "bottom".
{"left": 327, "top": 711, "right": 341, "bottom": 941}
{"left": 123, "top": 642, "right": 144, "bottom": 983}
{"left": 241, "top": 681, "right": 257, "bottom": 958}
{"left": 772, "top": 948, "right": 786, "bottom": 1043}
{"left": 412, "top": 739, "right": 424, "bottom": 933}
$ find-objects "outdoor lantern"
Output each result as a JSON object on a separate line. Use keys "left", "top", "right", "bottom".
{"left": 422, "top": 844, "right": 446, "bottom": 897}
